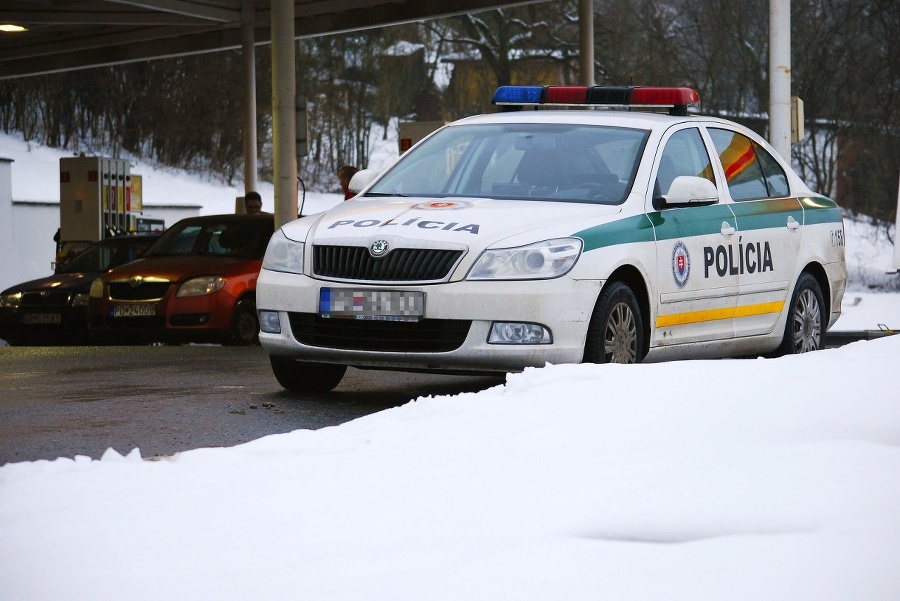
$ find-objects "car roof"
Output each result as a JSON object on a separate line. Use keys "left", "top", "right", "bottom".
{"left": 99, "top": 233, "right": 161, "bottom": 244}
{"left": 455, "top": 109, "right": 683, "bottom": 129}
{"left": 452, "top": 109, "right": 752, "bottom": 135}
{"left": 178, "top": 213, "right": 274, "bottom": 223}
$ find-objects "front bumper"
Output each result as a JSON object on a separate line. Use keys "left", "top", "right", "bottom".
{"left": 0, "top": 307, "right": 90, "bottom": 345}
{"left": 89, "top": 291, "right": 238, "bottom": 344}
{"left": 256, "top": 269, "right": 603, "bottom": 373}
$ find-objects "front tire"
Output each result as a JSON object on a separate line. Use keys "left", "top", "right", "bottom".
{"left": 778, "top": 272, "right": 825, "bottom": 355}
{"left": 585, "top": 281, "right": 645, "bottom": 364}
{"left": 226, "top": 298, "right": 259, "bottom": 346}
{"left": 269, "top": 356, "right": 347, "bottom": 392}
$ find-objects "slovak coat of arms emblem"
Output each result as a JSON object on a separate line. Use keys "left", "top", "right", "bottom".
{"left": 671, "top": 241, "right": 690, "bottom": 288}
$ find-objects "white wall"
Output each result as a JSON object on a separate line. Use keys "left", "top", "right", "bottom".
{"left": 4, "top": 202, "right": 60, "bottom": 287}
{"left": 0, "top": 158, "right": 55, "bottom": 290}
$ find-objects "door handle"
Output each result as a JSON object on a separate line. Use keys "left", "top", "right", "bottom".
{"left": 787, "top": 216, "right": 800, "bottom": 230}
{"left": 721, "top": 222, "right": 735, "bottom": 236}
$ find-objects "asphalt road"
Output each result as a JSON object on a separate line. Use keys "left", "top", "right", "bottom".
{"left": 0, "top": 345, "right": 503, "bottom": 465}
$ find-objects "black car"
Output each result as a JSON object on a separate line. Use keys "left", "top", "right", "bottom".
{"left": 0, "top": 233, "right": 160, "bottom": 346}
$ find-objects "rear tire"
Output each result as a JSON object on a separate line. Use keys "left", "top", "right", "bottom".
{"left": 269, "top": 356, "right": 347, "bottom": 392}
{"left": 777, "top": 272, "right": 825, "bottom": 355}
{"left": 584, "top": 281, "right": 645, "bottom": 364}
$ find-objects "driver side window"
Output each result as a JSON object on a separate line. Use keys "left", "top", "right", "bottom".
{"left": 655, "top": 128, "right": 715, "bottom": 199}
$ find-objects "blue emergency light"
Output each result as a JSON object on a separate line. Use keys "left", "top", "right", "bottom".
{"left": 492, "top": 85, "right": 545, "bottom": 104}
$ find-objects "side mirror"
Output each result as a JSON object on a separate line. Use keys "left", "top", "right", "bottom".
{"left": 656, "top": 176, "right": 719, "bottom": 208}
{"left": 348, "top": 169, "right": 378, "bottom": 195}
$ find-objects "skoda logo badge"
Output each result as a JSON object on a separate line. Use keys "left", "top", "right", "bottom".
{"left": 369, "top": 240, "right": 389, "bottom": 257}
{"left": 129, "top": 275, "right": 144, "bottom": 288}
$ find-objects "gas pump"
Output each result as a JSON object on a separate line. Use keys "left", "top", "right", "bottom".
{"left": 398, "top": 121, "right": 446, "bottom": 153}
{"left": 58, "top": 157, "right": 134, "bottom": 265}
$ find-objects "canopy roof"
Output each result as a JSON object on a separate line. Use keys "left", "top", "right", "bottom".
{"left": 0, "top": 0, "right": 541, "bottom": 79}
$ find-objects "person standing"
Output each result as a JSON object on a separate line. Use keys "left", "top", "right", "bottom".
{"left": 243, "top": 191, "right": 263, "bottom": 214}
{"left": 337, "top": 165, "right": 359, "bottom": 200}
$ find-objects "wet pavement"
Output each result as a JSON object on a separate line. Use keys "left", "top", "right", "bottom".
{"left": 0, "top": 345, "right": 502, "bottom": 465}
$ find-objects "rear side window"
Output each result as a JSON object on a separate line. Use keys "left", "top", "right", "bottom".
{"left": 709, "top": 128, "right": 789, "bottom": 200}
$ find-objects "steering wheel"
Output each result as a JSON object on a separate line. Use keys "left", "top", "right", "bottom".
{"left": 571, "top": 181, "right": 613, "bottom": 202}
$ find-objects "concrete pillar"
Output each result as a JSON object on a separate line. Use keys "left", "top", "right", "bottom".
{"left": 242, "top": 1, "right": 258, "bottom": 198}
{"left": 893, "top": 173, "right": 900, "bottom": 271}
{"left": 769, "top": 0, "right": 791, "bottom": 160}
{"left": 579, "top": 0, "right": 594, "bottom": 86}
{"left": 271, "top": 0, "right": 297, "bottom": 228}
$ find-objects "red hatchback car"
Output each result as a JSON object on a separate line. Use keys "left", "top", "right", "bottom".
{"left": 89, "top": 214, "right": 274, "bottom": 345}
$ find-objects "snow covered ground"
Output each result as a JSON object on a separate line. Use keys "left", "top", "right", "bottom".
{"left": 1, "top": 133, "right": 899, "bottom": 600}
{"left": 2, "top": 335, "right": 899, "bottom": 600}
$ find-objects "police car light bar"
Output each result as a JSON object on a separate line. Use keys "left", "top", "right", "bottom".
{"left": 492, "top": 85, "right": 700, "bottom": 115}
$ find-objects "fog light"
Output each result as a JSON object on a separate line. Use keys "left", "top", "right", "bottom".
{"left": 488, "top": 322, "right": 552, "bottom": 344}
{"left": 258, "top": 310, "right": 282, "bottom": 334}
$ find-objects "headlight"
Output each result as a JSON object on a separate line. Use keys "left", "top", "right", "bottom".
{"left": 0, "top": 292, "right": 22, "bottom": 309}
{"left": 262, "top": 229, "right": 305, "bottom": 274}
{"left": 89, "top": 278, "right": 104, "bottom": 298}
{"left": 467, "top": 238, "right": 583, "bottom": 280}
{"left": 177, "top": 276, "right": 226, "bottom": 297}
{"left": 72, "top": 293, "right": 90, "bottom": 307}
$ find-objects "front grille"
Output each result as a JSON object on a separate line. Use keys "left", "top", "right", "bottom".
{"left": 109, "top": 281, "right": 171, "bottom": 301}
{"left": 313, "top": 245, "right": 463, "bottom": 282}
{"left": 288, "top": 312, "right": 470, "bottom": 352}
{"left": 21, "top": 291, "right": 72, "bottom": 307}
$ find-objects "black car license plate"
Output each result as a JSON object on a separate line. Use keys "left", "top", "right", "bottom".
{"left": 22, "top": 312, "right": 61, "bottom": 325}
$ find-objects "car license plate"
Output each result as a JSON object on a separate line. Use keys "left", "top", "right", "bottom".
{"left": 22, "top": 313, "right": 61, "bottom": 325}
{"left": 112, "top": 304, "right": 156, "bottom": 317}
{"left": 319, "top": 288, "right": 424, "bottom": 322}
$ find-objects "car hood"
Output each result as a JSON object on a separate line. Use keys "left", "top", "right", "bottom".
{"left": 2, "top": 272, "right": 99, "bottom": 295}
{"left": 284, "top": 197, "right": 623, "bottom": 248}
{"left": 99, "top": 255, "right": 262, "bottom": 282}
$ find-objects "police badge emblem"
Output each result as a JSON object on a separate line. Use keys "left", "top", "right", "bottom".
{"left": 671, "top": 241, "right": 690, "bottom": 288}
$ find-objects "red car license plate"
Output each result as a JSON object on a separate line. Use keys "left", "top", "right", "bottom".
{"left": 112, "top": 304, "right": 157, "bottom": 317}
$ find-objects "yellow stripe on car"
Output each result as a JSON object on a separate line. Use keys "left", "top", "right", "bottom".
{"left": 657, "top": 301, "right": 784, "bottom": 327}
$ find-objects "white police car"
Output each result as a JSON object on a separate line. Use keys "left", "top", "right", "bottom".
{"left": 257, "top": 85, "right": 846, "bottom": 392}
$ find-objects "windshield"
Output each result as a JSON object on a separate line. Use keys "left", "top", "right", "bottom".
{"left": 57, "top": 237, "right": 155, "bottom": 274}
{"left": 144, "top": 218, "right": 272, "bottom": 259}
{"left": 367, "top": 123, "right": 649, "bottom": 205}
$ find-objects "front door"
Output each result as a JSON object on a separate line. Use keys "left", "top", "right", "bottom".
{"left": 650, "top": 127, "right": 739, "bottom": 345}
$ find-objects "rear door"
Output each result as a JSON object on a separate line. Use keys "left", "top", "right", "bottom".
{"left": 706, "top": 127, "right": 802, "bottom": 338}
